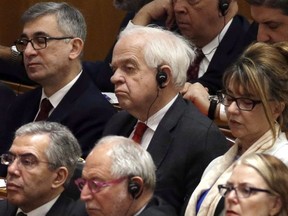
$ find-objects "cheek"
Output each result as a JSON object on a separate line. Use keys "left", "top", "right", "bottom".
{"left": 240, "top": 197, "right": 272, "bottom": 216}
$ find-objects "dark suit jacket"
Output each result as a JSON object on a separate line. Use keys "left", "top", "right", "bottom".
{"left": 0, "top": 193, "right": 88, "bottom": 216}
{"left": 1, "top": 71, "right": 116, "bottom": 158}
{"left": 139, "top": 196, "right": 178, "bottom": 216}
{"left": 103, "top": 95, "right": 229, "bottom": 214}
{"left": 0, "top": 82, "right": 15, "bottom": 133}
{"left": 194, "top": 15, "right": 253, "bottom": 94}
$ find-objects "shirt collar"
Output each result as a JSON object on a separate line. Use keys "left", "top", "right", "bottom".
{"left": 201, "top": 18, "right": 233, "bottom": 62}
{"left": 17, "top": 195, "right": 60, "bottom": 216}
{"left": 40, "top": 70, "right": 82, "bottom": 108}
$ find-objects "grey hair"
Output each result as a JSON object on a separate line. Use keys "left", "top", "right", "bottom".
{"left": 21, "top": 2, "right": 87, "bottom": 41}
{"left": 118, "top": 25, "right": 194, "bottom": 88}
{"left": 15, "top": 121, "right": 82, "bottom": 184}
{"left": 95, "top": 135, "right": 156, "bottom": 191}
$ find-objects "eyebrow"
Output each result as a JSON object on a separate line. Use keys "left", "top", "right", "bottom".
{"left": 20, "top": 31, "right": 49, "bottom": 38}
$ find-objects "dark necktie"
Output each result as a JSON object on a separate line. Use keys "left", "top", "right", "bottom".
{"left": 17, "top": 212, "right": 27, "bottom": 216}
{"left": 35, "top": 98, "right": 53, "bottom": 121}
{"left": 187, "top": 49, "right": 205, "bottom": 82}
{"left": 132, "top": 122, "right": 148, "bottom": 144}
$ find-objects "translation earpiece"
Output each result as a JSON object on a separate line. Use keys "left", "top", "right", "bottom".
{"left": 128, "top": 179, "right": 141, "bottom": 199}
{"left": 156, "top": 67, "right": 168, "bottom": 89}
{"left": 218, "top": 0, "right": 230, "bottom": 16}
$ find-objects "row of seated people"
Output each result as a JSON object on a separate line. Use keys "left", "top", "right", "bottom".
{"left": 0, "top": 0, "right": 288, "bottom": 216}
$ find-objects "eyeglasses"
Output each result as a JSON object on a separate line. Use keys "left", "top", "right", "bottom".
{"left": 75, "top": 176, "right": 127, "bottom": 194}
{"left": 14, "top": 36, "right": 74, "bottom": 52}
{"left": 218, "top": 91, "right": 262, "bottom": 111}
{"left": 218, "top": 184, "right": 272, "bottom": 198}
{"left": 0, "top": 153, "right": 54, "bottom": 170}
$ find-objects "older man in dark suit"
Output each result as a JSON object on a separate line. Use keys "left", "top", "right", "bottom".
{"left": 0, "top": 2, "right": 116, "bottom": 167}
{"left": 103, "top": 25, "right": 229, "bottom": 214}
{"left": 0, "top": 121, "right": 88, "bottom": 216}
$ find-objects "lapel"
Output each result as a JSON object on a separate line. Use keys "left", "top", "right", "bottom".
{"left": 47, "top": 72, "right": 91, "bottom": 121}
{"left": 147, "top": 95, "right": 186, "bottom": 168}
{"left": 19, "top": 88, "right": 42, "bottom": 123}
{"left": 209, "top": 15, "right": 249, "bottom": 70}
{"left": 0, "top": 200, "right": 18, "bottom": 216}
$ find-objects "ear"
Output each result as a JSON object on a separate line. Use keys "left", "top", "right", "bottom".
{"left": 51, "top": 167, "right": 69, "bottom": 189}
{"left": 68, "top": 38, "right": 84, "bottom": 60}
{"left": 269, "top": 196, "right": 282, "bottom": 216}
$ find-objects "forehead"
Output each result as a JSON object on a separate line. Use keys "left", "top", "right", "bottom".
{"left": 10, "top": 134, "right": 50, "bottom": 157}
{"left": 250, "top": 5, "right": 288, "bottom": 23}
{"left": 229, "top": 164, "right": 266, "bottom": 186}
{"left": 82, "top": 145, "right": 113, "bottom": 179}
{"left": 22, "top": 14, "right": 60, "bottom": 37}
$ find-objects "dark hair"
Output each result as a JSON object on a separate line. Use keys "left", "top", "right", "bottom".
{"left": 246, "top": 0, "right": 288, "bottom": 15}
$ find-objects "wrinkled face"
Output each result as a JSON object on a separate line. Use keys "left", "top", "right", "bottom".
{"left": 80, "top": 146, "right": 131, "bottom": 216}
{"left": 172, "top": 0, "right": 225, "bottom": 47}
{"left": 225, "top": 164, "right": 280, "bottom": 216}
{"left": 21, "top": 14, "right": 74, "bottom": 86}
{"left": 6, "top": 134, "right": 57, "bottom": 212}
{"left": 110, "top": 35, "right": 159, "bottom": 118}
{"left": 224, "top": 84, "right": 272, "bottom": 146}
{"left": 251, "top": 5, "right": 288, "bottom": 43}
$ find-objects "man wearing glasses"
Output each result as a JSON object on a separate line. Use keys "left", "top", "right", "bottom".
{"left": 77, "top": 135, "right": 177, "bottom": 216}
{"left": 0, "top": 121, "right": 87, "bottom": 216}
{"left": 0, "top": 2, "right": 116, "bottom": 173}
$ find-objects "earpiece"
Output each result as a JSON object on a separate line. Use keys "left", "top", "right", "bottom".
{"left": 156, "top": 67, "right": 168, "bottom": 89}
{"left": 128, "top": 180, "right": 141, "bottom": 199}
{"left": 218, "top": 0, "right": 230, "bottom": 16}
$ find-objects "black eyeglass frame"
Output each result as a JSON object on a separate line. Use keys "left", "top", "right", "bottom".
{"left": 218, "top": 90, "right": 262, "bottom": 111}
{"left": 218, "top": 184, "right": 272, "bottom": 199}
{"left": 14, "top": 36, "right": 74, "bottom": 52}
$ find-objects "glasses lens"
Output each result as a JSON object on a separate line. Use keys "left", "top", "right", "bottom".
{"left": 33, "top": 37, "right": 47, "bottom": 50}
{"left": 1, "top": 154, "right": 14, "bottom": 165}
{"left": 75, "top": 178, "right": 86, "bottom": 191}
{"left": 15, "top": 39, "right": 28, "bottom": 52}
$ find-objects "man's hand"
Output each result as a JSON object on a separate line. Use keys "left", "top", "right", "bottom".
{"left": 132, "top": 0, "right": 175, "bottom": 29}
{"left": 181, "top": 82, "right": 210, "bottom": 115}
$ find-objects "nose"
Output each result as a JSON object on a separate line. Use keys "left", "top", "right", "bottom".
{"left": 257, "top": 24, "right": 270, "bottom": 42}
{"left": 7, "top": 159, "right": 20, "bottom": 176}
{"left": 110, "top": 69, "right": 125, "bottom": 85}
{"left": 173, "top": 0, "right": 187, "bottom": 14}
{"left": 226, "top": 101, "right": 240, "bottom": 114}
{"left": 226, "top": 189, "right": 238, "bottom": 203}
{"left": 80, "top": 183, "right": 93, "bottom": 201}
{"left": 23, "top": 42, "right": 37, "bottom": 57}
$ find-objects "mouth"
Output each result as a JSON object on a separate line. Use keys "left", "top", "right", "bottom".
{"left": 6, "top": 182, "right": 21, "bottom": 191}
{"left": 226, "top": 210, "right": 238, "bottom": 215}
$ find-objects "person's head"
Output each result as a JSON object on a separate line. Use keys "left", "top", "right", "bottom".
{"left": 219, "top": 153, "right": 288, "bottom": 216}
{"left": 113, "top": 0, "right": 153, "bottom": 12}
{"left": 78, "top": 135, "right": 156, "bottom": 216}
{"left": 172, "top": 0, "right": 238, "bottom": 47}
{"left": 247, "top": 0, "right": 288, "bottom": 43}
{"left": 3, "top": 121, "right": 82, "bottom": 212}
{"left": 221, "top": 42, "right": 288, "bottom": 147}
{"left": 15, "top": 2, "right": 86, "bottom": 89}
{"left": 111, "top": 25, "right": 194, "bottom": 121}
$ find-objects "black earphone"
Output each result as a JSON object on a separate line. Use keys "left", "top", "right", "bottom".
{"left": 218, "top": 0, "right": 230, "bottom": 16}
{"left": 156, "top": 67, "right": 168, "bottom": 89}
{"left": 128, "top": 179, "right": 141, "bottom": 199}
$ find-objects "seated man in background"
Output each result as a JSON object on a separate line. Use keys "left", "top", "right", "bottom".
{"left": 131, "top": 0, "right": 253, "bottom": 94}
{"left": 0, "top": 121, "right": 87, "bottom": 216}
{"left": 103, "top": 25, "right": 229, "bottom": 214}
{"left": 0, "top": 0, "right": 155, "bottom": 92}
{"left": 0, "top": 2, "right": 116, "bottom": 166}
{"left": 181, "top": 0, "right": 288, "bottom": 121}
{"left": 78, "top": 135, "right": 177, "bottom": 216}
